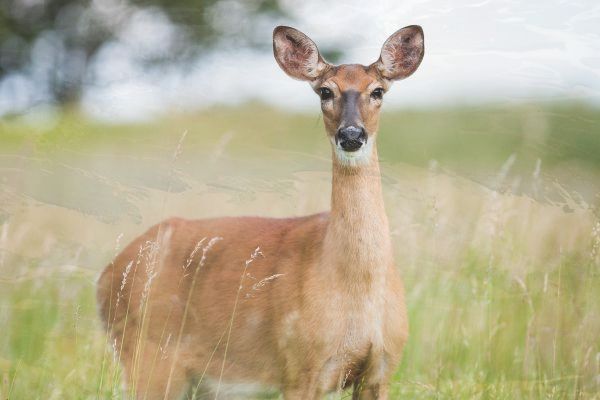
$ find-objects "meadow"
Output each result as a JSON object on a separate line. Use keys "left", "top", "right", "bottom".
{"left": 0, "top": 102, "right": 599, "bottom": 399}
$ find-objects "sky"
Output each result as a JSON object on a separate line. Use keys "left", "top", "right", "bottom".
{"left": 4, "top": 0, "right": 600, "bottom": 121}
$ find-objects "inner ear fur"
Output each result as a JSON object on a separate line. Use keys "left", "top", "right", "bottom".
{"left": 273, "top": 26, "right": 330, "bottom": 81}
{"left": 374, "top": 25, "right": 424, "bottom": 81}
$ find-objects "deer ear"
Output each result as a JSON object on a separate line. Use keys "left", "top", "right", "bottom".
{"left": 273, "top": 26, "right": 329, "bottom": 81}
{"left": 374, "top": 25, "right": 424, "bottom": 81}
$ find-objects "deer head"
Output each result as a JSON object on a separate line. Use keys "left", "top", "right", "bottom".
{"left": 273, "top": 25, "right": 424, "bottom": 167}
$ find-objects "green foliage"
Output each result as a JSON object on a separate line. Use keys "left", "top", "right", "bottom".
{"left": 0, "top": 0, "right": 285, "bottom": 103}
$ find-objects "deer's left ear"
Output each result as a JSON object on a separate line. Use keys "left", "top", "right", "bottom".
{"left": 374, "top": 25, "right": 424, "bottom": 81}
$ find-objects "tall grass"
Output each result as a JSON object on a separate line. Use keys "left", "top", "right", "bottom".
{"left": 0, "top": 103, "right": 598, "bottom": 398}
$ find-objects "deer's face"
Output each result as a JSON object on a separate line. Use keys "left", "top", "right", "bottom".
{"left": 273, "top": 25, "right": 424, "bottom": 166}
{"left": 314, "top": 65, "right": 386, "bottom": 162}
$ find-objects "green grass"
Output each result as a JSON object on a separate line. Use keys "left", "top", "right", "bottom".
{"left": 0, "top": 103, "right": 599, "bottom": 398}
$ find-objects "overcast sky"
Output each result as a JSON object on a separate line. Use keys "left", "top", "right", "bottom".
{"left": 6, "top": 0, "right": 600, "bottom": 121}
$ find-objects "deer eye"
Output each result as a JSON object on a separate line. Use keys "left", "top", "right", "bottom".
{"left": 319, "top": 87, "right": 333, "bottom": 101}
{"left": 371, "top": 88, "right": 384, "bottom": 100}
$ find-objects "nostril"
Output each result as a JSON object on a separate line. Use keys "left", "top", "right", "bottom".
{"left": 339, "top": 126, "right": 364, "bottom": 141}
{"left": 336, "top": 126, "right": 366, "bottom": 152}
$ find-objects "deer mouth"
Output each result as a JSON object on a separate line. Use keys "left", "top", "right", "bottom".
{"left": 332, "top": 137, "right": 373, "bottom": 167}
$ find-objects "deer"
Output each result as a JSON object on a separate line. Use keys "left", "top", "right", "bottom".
{"left": 97, "top": 24, "right": 424, "bottom": 400}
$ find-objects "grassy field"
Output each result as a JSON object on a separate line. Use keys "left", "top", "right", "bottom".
{"left": 0, "top": 103, "right": 599, "bottom": 399}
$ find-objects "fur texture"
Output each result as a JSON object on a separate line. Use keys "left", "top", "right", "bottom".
{"left": 97, "top": 24, "right": 424, "bottom": 400}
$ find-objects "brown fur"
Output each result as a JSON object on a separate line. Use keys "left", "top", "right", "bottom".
{"left": 97, "top": 25, "right": 424, "bottom": 399}
{"left": 315, "top": 64, "right": 387, "bottom": 143}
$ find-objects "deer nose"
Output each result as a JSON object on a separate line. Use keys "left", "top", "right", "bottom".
{"left": 336, "top": 126, "right": 366, "bottom": 152}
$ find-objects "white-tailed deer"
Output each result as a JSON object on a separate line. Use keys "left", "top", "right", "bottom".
{"left": 97, "top": 25, "right": 424, "bottom": 399}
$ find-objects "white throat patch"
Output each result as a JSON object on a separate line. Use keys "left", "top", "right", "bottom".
{"left": 331, "top": 137, "right": 374, "bottom": 167}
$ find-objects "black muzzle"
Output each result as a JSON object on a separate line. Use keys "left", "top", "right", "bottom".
{"left": 336, "top": 126, "right": 366, "bottom": 152}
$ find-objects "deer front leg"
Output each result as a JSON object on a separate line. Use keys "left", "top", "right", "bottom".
{"left": 283, "top": 386, "right": 324, "bottom": 400}
{"left": 352, "top": 352, "right": 396, "bottom": 400}
{"left": 281, "top": 358, "right": 325, "bottom": 400}
{"left": 282, "top": 373, "right": 324, "bottom": 400}
{"left": 352, "top": 381, "right": 390, "bottom": 400}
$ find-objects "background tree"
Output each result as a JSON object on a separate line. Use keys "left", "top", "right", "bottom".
{"left": 0, "top": 0, "right": 285, "bottom": 108}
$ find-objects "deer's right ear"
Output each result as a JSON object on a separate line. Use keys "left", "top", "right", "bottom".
{"left": 273, "top": 26, "right": 329, "bottom": 81}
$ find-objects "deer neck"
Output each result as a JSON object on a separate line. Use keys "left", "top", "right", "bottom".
{"left": 322, "top": 144, "right": 392, "bottom": 287}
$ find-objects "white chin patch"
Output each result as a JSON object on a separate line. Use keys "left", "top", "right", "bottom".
{"left": 332, "top": 138, "right": 374, "bottom": 167}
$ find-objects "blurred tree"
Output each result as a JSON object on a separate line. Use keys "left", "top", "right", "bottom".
{"left": 0, "top": 0, "right": 285, "bottom": 108}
